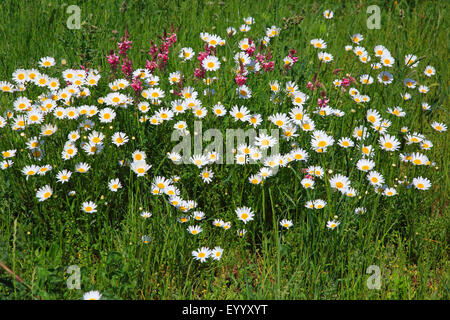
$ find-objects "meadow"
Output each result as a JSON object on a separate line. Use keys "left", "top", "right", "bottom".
{"left": 0, "top": 0, "right": 448, "bottom": 300}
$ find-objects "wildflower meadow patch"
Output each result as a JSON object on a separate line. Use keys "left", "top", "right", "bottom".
{"left": 0, "top": 0, "right": 448, "bottom": 301}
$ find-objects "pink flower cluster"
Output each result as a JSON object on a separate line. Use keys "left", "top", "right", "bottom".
{"left": 106, "top": 51, "right": 120, "bottom": 72}
{"left": 255, "top": 51, "right": 275, "bottom": 72}
{"left": 307, "top": 73, "right": 322, "bottom": 91}
{"left": 284, "top": 49, "right": 298, "bottom": 70}
{"left": 244, "top": 38, "right": 256, "bottom": 56}
{"left": 106, "top": 30, "right": 134, "bottom": 79}
{"left": 146, "top": 26, "right": 178, "bottom": 73}
{"left": 302, "top": 168, "right": 314, "bottom": 180}
{"left": 131, "top": 76, "right": 143, "bottom": 95}
{"left": 318, "top": 91, "right": 329, "bottom": 108}
{"left": 340, "top": 76, "right": 356, "bottom": 88}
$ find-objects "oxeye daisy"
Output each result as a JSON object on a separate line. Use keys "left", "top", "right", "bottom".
{"left": 374, "top": 45, "right": 388, "bottom": 57}
{"left": 163, "top": 185, "right": 179, "bottom": 197}
{"left": 212, "top": 219, "right": 224, "bottom": 228}
{"left": 237, "top": 229, "right": 247, "bottom": 237}
{"left": 313, "top": 199, "right": 327, "bottom": 209}
{"left": 301, "top": 178, "right": 315, "bottom": 189}
{"left": 131, "top": 160, "right": 151, "bottom": 177}
{"left": 178, "top": 213, "right": 190, "bottom": 223}
{"left": 187, "top": 225, "right": 203, "bottom": 236}
{"left": 379, "top": 134, "right": 400, "bottom": 151}
{"left": 360, "top": 74, "right": 373, "bottom": 85}
{"left": 420, "top": 140, "right": 433, "bottom": 150}
{"left": 410, "top": 152, "right": 429, "bottom": 166}
{"left": 192, "top": 247, "right": 211, "bottom": 263}
{"left": 310, "top": 38, "right": 327, "bottom": 49}
{"left": 237, "top": 85, "right": 252, "bottom": 99}
{"left": 168, "top": 71, "right": 181, "bottom": 85}
{"left": 36, "top": 185, "right": 53, "bottom": 202}
{"left": 431, "top": 122, "right": 447, "bottom": 132}
{"left": 111, "top": 132, "right": 129, "bottom": 147}
{"left": 41, "top": 123, "right": 57, "bottom": 136}
{"left": 75, "top": 162, "right": 90, "bottom": 174}
{"left": 268, "top": 113, "right": 290, "bottom": 128}
{"left": 359, "top": 54, "right": 371, "bottom": 63}
{"left": 404, "top": 54, "right": 419, "bottom": 68}
{"left": 247, "top": 114, "right": 262, "bottom": 128}
{"left": 226, "top": 27, "right": 237, "bottom": 37}
{"left": 21, "top": 164, "right": 39, "bottom": 178}
{"left": 291, "top": 91, "right": 309, "bottom": 106}
{"left": 412, "top": 176, "right": 431, "bottom": 191}
{"left": 333, "top": 79, "right": 342, "bottom": 87}
{"left": 323, "top": 9, "right": 334, "bottom": 19}
{"left": 12, "top": 69, "right": 27, "bottom": 83}
{"left": 266, "top": 25, "right": 281, "bottom": 37}
{"left": 2, "top": 149, "right": 16, "bottom": 158}
{"left": 381, "top": 54, "right": 395, "bottom": 67}
{"left": 327, "top": 220, "right": 340, "bottom": 230}
{"left": 152, "top": 176, "right": 171, "bottom": 191}
{"left": 83, "top": 291, "right": 102, "bottom": 300}
{"left": 212, "top": 103, "right": 227, "bottom": 117}
{"left": 384, "top": 187, "right": 397, "bottom": 197}
{"left": 318, "top": 52, "right": 333, "bottom": 63}
{"left": 280, "top": 219, "right": 293, "bottom": 229}
{"left": 38, "top": 164, "right": 52, "bottom": 175}
{"left": 351, "top": 33, "right": 364, "bottom": 44}
{"left": 236, "top": 206, "right": 254, "bottom": 224}
{"left": 329, "top": 174, "right": 351, "bottom": 193}
{"left": 367, "top": 171, "right": 384, "bottom": 186}
{"left": 192, "top": 106, "right": 207, "bottom": 119}
{"left": 56, "top": 169, "right": 72, "bottom": 184}
{"left": 353, "top": 46, "right": 367, "bottom": 57}
{"left": 346, "top": 187, "right": 358, "bottom": 197}
{"left": 230, "top": 105, "right": 250, "bottom": 122}
{"left": 156, "top": 108, "right": 174, "bottom": 121}
{"left": 179, "top": 47, "right": 195, "bottom": 61}
{"left": 108, "top": 178, "right": 122, "bottom": 192}
{"left": 39, "top": 56, "right": 55, "bottom": 68}
{"left": 137, "top": 101, "right": 150, "bottom": 113}
{"left": 387, "top": 106, "right": 406, "bottom": 117}
{"left": 191, "top": 211, "right": 205, "bottom": 221}
{"left": 356, "top": 159, "right": 375, "bottom": 172}
{"left": 311, "top": 132, "right": 334, "bottom": 152}
{"left": 405, "top": 132, "right": 424, "bottom": 144}
{"left": 190, "top": 154, "right": 208, "bottom": 168}
{"left": 305, "top": 200, "right": 314, "bottom": 209}
{"left": 338, "top": 137, "right": 354, "bottom": 148}
{"left": 98, "top": 108, "right": 116, "bottom": 123}
{"left": 200, "top": 167, "right": 213, "bottom": 184}
{"left": 130, "top": 150, "right": 146, "bottom": 162}
{"left": 171, "top": 99, "right": 187, "bottom": 114}
{"left": 378, "top": 71, "right": 393, "bottom": 84}
{"left": 137, "top": 211, "right": 151, "bottom": 220}
{"left": 202, "top": 55, "right": 221, "bottom": 71}
{"left": 424, "top": 65, "right": 435, "bottom": 77}
{"left": 210, "top": 247, "right": 224, "bottom": 261}
{"left": 255, "top": 133, "right": 278, "bottom": 150}
{"left": 141, "top": 235, "right": 151, "bottom": 244}
{"left": 0, "top": 158, "right": 13, "bottom": 170}
{"left": 418, "top": 85, "right": 429, "bottom": 94}
{"left": 81, "top": 201, "right": 97, "bottom": 213}
{"left": 404, "top": 78, "right": 417, "bottom": 89}
{"left": 371, "top": 62, "right": 382, "bottom": 70}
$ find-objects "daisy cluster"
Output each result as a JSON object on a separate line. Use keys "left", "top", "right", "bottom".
{"left": 0, "top": 14, "right": 445, "bottom": 265}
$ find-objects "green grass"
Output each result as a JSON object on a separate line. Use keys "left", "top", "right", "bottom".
{"left": 0, "top": 0, "right": 448, "bottom": 300}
